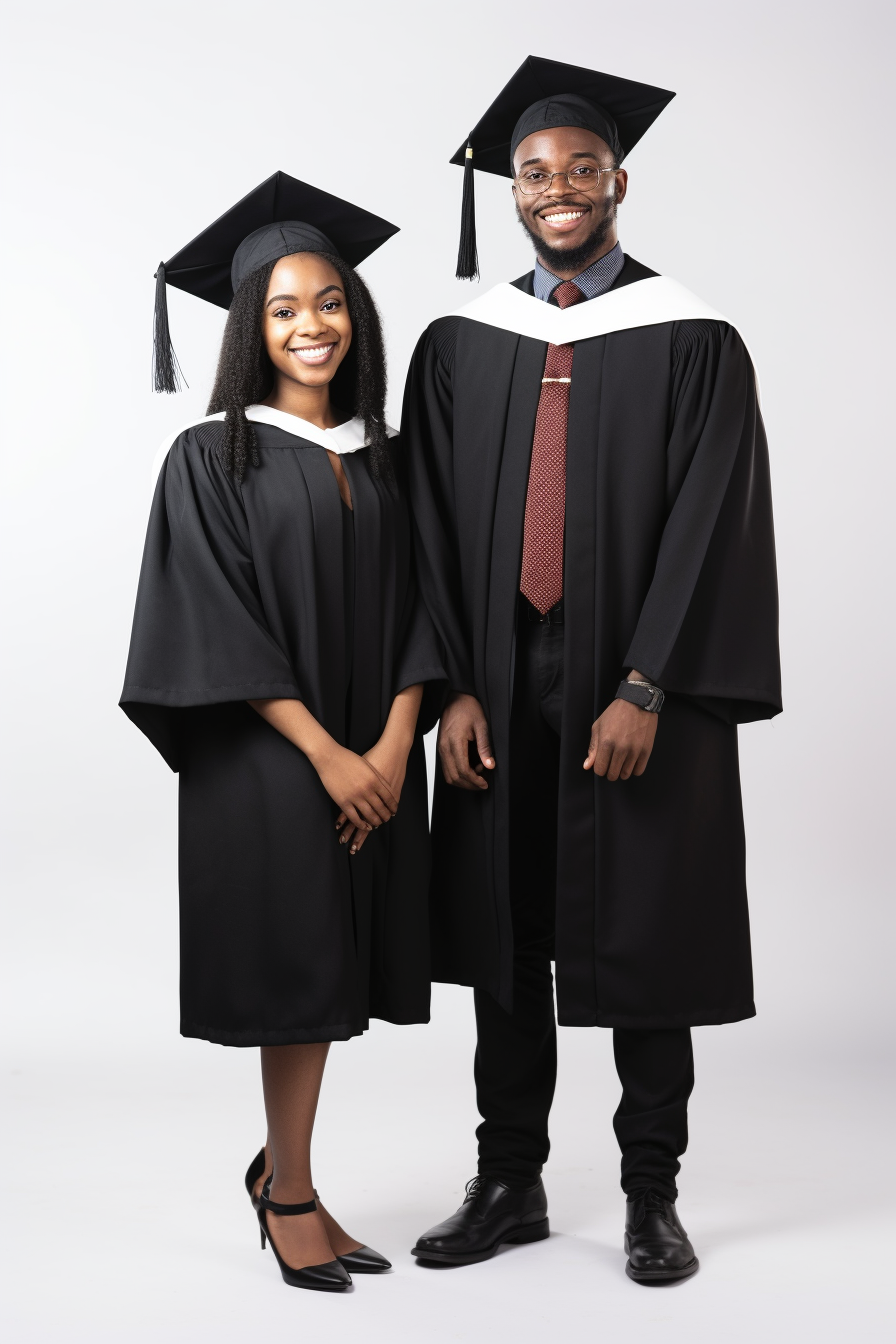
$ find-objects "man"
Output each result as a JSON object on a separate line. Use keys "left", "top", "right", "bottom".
{"left": 402, "top": 56, "right": 780, "bottom": 1283}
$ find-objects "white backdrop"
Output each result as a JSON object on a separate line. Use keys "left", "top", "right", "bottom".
{"left": 1, "top": 2, "right": 893, "bottom": 1340}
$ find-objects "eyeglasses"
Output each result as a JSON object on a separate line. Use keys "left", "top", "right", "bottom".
{"left": 513, "top": 165, "right": 617, "bottom": 196}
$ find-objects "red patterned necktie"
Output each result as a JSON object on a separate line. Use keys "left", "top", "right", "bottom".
{"left": 519, "top": 280, "right": 586, "bottom": 614}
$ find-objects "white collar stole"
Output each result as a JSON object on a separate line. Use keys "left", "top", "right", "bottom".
{"left": 450, "top": 275, "right": 729, "bottom": 345}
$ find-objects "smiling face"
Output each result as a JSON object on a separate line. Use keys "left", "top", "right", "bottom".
{"left": 512, "top": 125, "right": 628, "bottom": 276}
{"left": 262, "top": 253, "right": 352, "bottom": 390}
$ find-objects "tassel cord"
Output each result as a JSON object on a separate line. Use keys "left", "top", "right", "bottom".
{"left": 455, "top": 143, "right": 479, "bottom": 281}
{"left": 152, "top": 262, "right": 187, "bottom": 393}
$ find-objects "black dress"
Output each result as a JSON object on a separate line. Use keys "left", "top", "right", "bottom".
{"left": 401, "top": 256, "right": 781, "bottom": 1029}
{"left": 121, "top": 417, "right": 445, "bottom": 1045}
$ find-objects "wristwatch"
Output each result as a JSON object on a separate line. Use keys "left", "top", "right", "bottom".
{"left": 615, "top": 679, "right": 664, "bottom": 713}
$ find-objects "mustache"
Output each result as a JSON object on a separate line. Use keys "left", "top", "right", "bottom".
{"left": 516, "top": 198, "right": 617, "bottom": 273}
{"left": 534, "top": 198, "right": 592, "bottom": 217}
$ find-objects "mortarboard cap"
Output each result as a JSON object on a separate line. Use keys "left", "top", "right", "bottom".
{"left": 449, "top": 56, "right": 675, "bottom": 279}
{"left": 153, "top": 171, "right": 399, "bottom": 393}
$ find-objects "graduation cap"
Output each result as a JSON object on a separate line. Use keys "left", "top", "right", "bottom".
{"left": 153, "top": 171, "right": 399, "bottom": 392}
{"left": 450, "top": 56, "right": 675, "bottom": 279}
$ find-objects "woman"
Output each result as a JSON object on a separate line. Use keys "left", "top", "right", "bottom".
{"left": 122, "top": 178, "right": 444, "bottom": 1291}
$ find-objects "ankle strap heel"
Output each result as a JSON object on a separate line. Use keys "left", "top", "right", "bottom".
{"left": 256, "top": 1177, "right": 351, "bottom": 1292}
{"left": 260, "top": 1191, "right": 317, "bottom": 1216}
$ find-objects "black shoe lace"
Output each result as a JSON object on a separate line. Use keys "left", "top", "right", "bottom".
{"left": 643, "top": 1189, "right": 672, "bottom": 1222}
{"left": 464, "top": 1176, "right": 485, "bottom": 1203}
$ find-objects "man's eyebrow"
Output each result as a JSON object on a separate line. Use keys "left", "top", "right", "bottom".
{"left": 517, "top": 150, "right": 602, "bottom": 170}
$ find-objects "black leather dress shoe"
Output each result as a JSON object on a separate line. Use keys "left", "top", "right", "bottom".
{"left": 624, "top": 1190, "right": 699, "bottom": 1284}
{"left": 412, "top": 1176, "right": 549, "bottom": 1265}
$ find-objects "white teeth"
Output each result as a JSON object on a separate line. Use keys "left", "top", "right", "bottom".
{"left": 543, "top": 211, "right": 585, "bottom": 223}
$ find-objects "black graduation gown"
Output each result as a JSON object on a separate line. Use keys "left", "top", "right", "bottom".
{"left": 402, "top": 256, "right": 781, "bottom": 1030}
{"left": 121, "top": 419, "right": 445, "bottom": 1045}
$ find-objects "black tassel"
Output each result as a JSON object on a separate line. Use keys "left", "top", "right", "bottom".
{"left": 455, "top": 142, "right": 479, "bottom": 281}
{"left": 152, "top": 262, "right": 186, "bottom": 393}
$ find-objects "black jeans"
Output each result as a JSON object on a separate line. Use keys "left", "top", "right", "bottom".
{"left": 474, "top": 604, "right": 694, "bottom": 1202}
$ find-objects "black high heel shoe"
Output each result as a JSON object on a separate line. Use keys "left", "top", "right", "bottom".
{"left": 311, "top": 1191, "right": 392, "bottom": 1273}
{"left": 244, "top": 1148, "right": 267, "bottom": 1211}
{"left": 258, "top": 1184, "right": 351, "bottom": 1292}
{"left": 335, "top": 1244, "right": 392, "bottom": 1273}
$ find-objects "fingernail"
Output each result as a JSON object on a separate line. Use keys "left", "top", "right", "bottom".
{"left": 350, "top": 847, "right": 357, "bottom": 854}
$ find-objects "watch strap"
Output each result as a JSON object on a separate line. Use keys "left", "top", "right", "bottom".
{"left": 615, "top": 679, "right": 664, "bottom": 713}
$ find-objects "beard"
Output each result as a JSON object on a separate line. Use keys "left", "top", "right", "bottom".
{"left": 516, "top": 197, "right": 617, "bottom": 274}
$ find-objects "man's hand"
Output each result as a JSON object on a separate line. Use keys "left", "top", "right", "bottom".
{"left": 438, "top": 693, "right": 495, "bottom": 790}
{"left": 584, "top": 700, "right": 658, "bottom": 781}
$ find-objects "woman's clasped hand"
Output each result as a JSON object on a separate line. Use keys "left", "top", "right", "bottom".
{"left": 334, "top": 713, "right": 416, "bottom": 853}
{"left": 318, "top": 742, "right": 398, "bottom": 850}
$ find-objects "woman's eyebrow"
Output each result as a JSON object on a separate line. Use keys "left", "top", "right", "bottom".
{"left": 266, "top": 285, "right": 344, "bottom": 307}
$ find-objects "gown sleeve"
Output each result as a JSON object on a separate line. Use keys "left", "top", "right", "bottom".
{"left": 401, "top": 319, "right": 477, "bottom": 698}
{"left": 392, "top": 561, "right": 447, "bottom": 734}
{"left": 120, "top": 426, "right": 301, "bottom": 769}
{"left": 623, "top": 321, "right": 782, "bottom": 724}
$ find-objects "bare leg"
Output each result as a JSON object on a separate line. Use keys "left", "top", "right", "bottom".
{"left": 259, "top": 1043, "right": 362, "bottom": 1267}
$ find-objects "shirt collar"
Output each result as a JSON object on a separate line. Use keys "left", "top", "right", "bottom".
{"left": 533, "top": 241, "right": 625, "bottom": 304}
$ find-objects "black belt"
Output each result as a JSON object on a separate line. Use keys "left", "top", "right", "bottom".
{"left": 520, "top": 595, "right": 564, "bottom": 625}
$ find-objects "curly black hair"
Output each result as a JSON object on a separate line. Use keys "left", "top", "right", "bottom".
{"left": 207, "top": 253, "right": 392, "bottom": 482}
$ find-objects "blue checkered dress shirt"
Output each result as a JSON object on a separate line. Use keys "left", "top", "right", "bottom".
{"left": 533, "top": 241, "right": 625, "bottom": 304}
